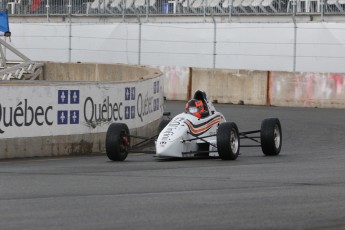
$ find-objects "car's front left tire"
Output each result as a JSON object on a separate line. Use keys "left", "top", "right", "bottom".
{"left": 217, "top": 122, "right": 240, "bottom": 160}
{"left": 106, "top": 123, "right": 130, "bottom": 161}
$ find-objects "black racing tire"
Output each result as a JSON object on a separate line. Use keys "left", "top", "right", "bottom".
{"left": 158, "top": 119, "right": 170, "bottom": 135}
{"left": 217, "top": 122, "right": 240, "bottom": 160}
{"left": 106, "top": 123, "right": 130, "bottom": 161}
{"left": 260, "top": 118, "right": 282, "bottom": 156}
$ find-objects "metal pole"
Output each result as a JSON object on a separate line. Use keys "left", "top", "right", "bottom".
{"left": 0, "top": 39, "right": 31, "bottom": 61}
{"left": 320, "top": 0, "right": 324, "bottom": 21}
{"left": 68, "top": 0, "right": 72, "bottom": 62}
{"left": 292, "top": 12, "right": 297, "bottom": 73}
{"left": 203, "top": 0, "right": 206, "bottom": 22}
{"left": 0, "top": 44, "right": 7, "bottom": 68}
{"left": 292, "top": 0, "right": 296, "bottom": 16}
{"left": 138, "top": 22, "right": 142, "bottom": 65}
{"left": 46, "top": 0, "right": 50, "bottom": 22}
{"left": 68, "top": 0, "right": 72, "bottom": 15}
{"left": 228, "top": 0, "right": 233, "bottom": 23}
{"left": 135, "top": 10, "right": 142, "bottom": 65}
{"left": 146, "top": 0, "right": 149, "bottom": 21}
{"left": 211, "top": 14, "right": 216, "bottom": 71}
{"left": 122, "top": 0, "right": 125, "bottom": 22}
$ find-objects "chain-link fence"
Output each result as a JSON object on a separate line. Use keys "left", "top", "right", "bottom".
{"left": 2, "top": 0, "right": 345, "bottom": 17}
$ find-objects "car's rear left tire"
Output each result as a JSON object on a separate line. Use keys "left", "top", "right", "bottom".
{"left": 106, "top": 123, "right": 130, "bottom": 161}
{"left": 217, "top": 122, "right": 240, "bottom": 160}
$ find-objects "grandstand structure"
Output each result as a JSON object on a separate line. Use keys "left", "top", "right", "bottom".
{"left": 0, "top": 38, "right": 43, "bottom": 80}
{"left": 0, "top": 2, "right": 44, "bottom": 81}
{"left": 3, "top": 0, "right": 344, "bottom": 16}
{"left": 1, "top": 0, "right": 345, "bottom": 78}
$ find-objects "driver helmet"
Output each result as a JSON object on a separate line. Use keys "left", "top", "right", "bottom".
{"left": 185, "top": 99, "right": 205, "bottom": 118}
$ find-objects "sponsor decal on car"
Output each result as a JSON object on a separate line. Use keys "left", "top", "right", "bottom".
{"left": 184, "top": 115, "right": 222, "bottom": 136}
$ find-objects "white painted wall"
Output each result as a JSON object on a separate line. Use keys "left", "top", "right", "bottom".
{"left": 0, "top": 77, "right": 164, "bottom": 139}
{"left": 5, "top": 22, "right": 345, "bottom": 73}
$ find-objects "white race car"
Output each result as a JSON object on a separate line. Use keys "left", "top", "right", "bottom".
{"left": 105, "top": 90, "right": 282, "bottom": 161}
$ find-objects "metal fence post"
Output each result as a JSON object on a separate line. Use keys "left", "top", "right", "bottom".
{"left": 139, "top": 23, "right": 142, "bottom": 65}
{"left": 292, "top": 13, "right": 297, "bottom": 73}
{"left": 320, "top": 0, "right": 324, "bottom": 21}
{"left": 146, "top": 0, "right": 149, "bottom": 21}
{"left": 46, "top": 0, "right": 50, "bottom": 21}
{"left": 68, "top": 0, "right": 72, "bottom": 62}
{"left": 122, "top": 0, "right": 125, "bottom": 22}
{"left": 211, "top": 14, "right": 216, "bottom": 71}
{"left": 135, "top": 12, "right": 142, "bottom": 65}
{"left": 203, "top": 0, "right": 206, "bottom": 22}
{"left": 228, "top": 0, "right": 233, "bottom": 23}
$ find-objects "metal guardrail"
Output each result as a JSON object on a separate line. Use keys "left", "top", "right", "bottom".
{"left": 2, "top": 0, "right": 345, "bottom": 17}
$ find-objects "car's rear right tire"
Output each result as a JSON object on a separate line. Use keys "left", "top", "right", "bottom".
{"left": 217, "top": 122, "right": 240, "bottom": 160}
{"left": 260, "top": 118, "right": 282, "bottom": 156}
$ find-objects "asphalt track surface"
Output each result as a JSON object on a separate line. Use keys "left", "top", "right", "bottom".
{"left": 1, "top": 100, "right": 345, "bottom": 230}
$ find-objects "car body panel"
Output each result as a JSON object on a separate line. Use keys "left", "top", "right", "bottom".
{"left": 156, "top": 106, "right": 226, "bottom": 158}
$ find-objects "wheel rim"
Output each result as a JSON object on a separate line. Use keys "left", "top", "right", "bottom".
{"left": 274, "top": 125, "right": 281, "bottom": 149}
{"left": 120, "top": 132, "right": 129, "bottom": 153}
{"left": 230, "top": 129, "right": 239, "bottom": 153}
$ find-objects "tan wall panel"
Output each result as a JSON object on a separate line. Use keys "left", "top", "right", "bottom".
{"left": 159, "top": 66, "right": 190, "bottom": 101}
{"left": 270, "top": 72, "right": 345, "bottom": 108}
{"left": 191, "top": 69, "right": 268, "bottom": 105}
{"left": 43, "top": 62, "right": 160, "bottom": 82}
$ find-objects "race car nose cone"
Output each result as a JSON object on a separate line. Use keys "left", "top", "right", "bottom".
{"left": 156, "top": 139, "right": 183, "bottom": 158}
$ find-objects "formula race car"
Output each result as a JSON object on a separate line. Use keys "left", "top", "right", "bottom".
{"left": 105, "top": 90, "right": 282, "bottom": 161}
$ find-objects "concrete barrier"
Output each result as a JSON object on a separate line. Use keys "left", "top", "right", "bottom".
{"left": 269, "top": 72, "right": 345, "bottom": 108}
{"left": 0, "top": 62, "right": 164, "bottom": 159}
{"left": 160, "top": 66, "right": 345, "bottom": 109}
{"left": 159, "top": 66, "right": 190, "bottom": 101}
{"left": 160, "top": 67, "right": 268, "bottom": 104}
{"left": 191, "top": 68, "right": 268, "bottom": 105}
{"left": 44, "top": 62, "right": 160, "bottom": 82}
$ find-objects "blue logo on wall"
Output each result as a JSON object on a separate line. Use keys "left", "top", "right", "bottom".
{"left": 153, "top": 98, "right": 160, "bottom": 111}
{"left": 57, "top": 90, "right": 80, "bottom": 125}
{"left": 131, "top": 106, "right": 135, "bottom": 119}
{"left": 125, "top": 106, "right": 136, "bottom": 120}
{"left": 154, "top": 81, "right": 159, "bottom": 94}
{"left": 125, "top": 106, "right": 130, "bottom": 119}
{"left": 70, "top": 90, "right": 80, "bottom": 104}
{"left": 58, "top": 90, "right": 69, "bottom": 104}
{"left": 70, "top": 110, "right": 79, "bottom": 124}
{"left": 57, "top": 110, "right": 68, "bottom": 124}
{"left": 125, "top": 87, "right": 131, "bottom": 101}
{"left": 131, "top": 87, "right": 136, "bottom": 100}
{"left": 125, "top": 87, "right": 136, "bottom": 101}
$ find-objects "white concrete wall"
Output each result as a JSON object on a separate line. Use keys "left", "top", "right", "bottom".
{"left": 0, "top": 63, "right": 164, "bottom": 159}
{"left": 5, "top": 22, "right": 345, "bottom": 73}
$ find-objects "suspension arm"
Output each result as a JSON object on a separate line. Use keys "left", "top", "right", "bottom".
{"left": 182, "top": 132, "right": 217, "bottom": 149}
